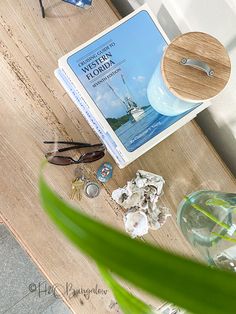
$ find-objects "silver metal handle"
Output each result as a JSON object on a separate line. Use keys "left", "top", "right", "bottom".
{"left": 180, "top": 58, "right": 214, "bottom": 77}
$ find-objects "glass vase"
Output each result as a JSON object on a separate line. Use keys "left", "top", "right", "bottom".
{"left": 177, "top": 190, "right": 236, "bottom": 271}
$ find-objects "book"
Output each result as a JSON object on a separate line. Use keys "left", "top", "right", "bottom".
{"left": 55, "top": 4, "right": 209, "bottom": 168}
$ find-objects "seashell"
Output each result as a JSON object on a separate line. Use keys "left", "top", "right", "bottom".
{"left": 111, "top": 188, "right": 127, "bottom": 204}
{"left": 112, "top": 170, "right": 170, "bottom": 237}
{"left": 124, "top": 211, "right": 149, "bottom": 238}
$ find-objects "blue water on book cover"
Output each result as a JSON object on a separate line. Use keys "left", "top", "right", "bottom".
{"left": 66, "top": 10, "right": 198, "bottom": 152}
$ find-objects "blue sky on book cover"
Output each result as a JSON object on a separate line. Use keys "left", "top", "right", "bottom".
{"left": 67, "top": 10, "right": 199, "bottom": 152}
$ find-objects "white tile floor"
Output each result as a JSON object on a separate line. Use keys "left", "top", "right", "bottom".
{"left": 0, "top": 224, "right": 72, "bottom": 314}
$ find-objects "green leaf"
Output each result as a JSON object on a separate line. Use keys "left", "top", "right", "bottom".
{"left": 98, "top": 265, "right": 156, "bottom": 314}
{"left": 212, "top": 232, "right": 236, "bottom": 243}
{"left": 39, "top": 173, "right": 236, "bottom": 314}
{"left": 205, "top": 198, "right": 232, "bottom": 208}
{"left": 184, "top": 196, "right": 230, "bottom": 230}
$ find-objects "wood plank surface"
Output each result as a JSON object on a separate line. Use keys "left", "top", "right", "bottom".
{"left": 0, "top": 1, "right": 235, "bottom": 313}
{"left": 162, "top": 32, "right": 231, "bottom": 102}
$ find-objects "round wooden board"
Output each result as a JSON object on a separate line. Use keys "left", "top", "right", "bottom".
{"left": 161, "top": 32, "right": 231, "bottom": 102}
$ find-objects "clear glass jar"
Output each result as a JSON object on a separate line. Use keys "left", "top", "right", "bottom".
{"left": 177, "top": 190, "right": 236, "bottom": 271}
{"left": 147, "top": 62, "right": 199, "bottom": 116}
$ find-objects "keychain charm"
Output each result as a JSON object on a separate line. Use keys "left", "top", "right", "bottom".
{"left": 71, "top": 167, "right": 100, "bottom": 200}
{"left": 97, "top": 162, "right": 113, "bottom": 183}
{"left": 84, "top": 181, "right": 100, "bottom": 198}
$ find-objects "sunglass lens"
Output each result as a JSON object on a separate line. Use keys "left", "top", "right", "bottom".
{"left": 78, "top": 151, "right": 105, "bottom": 163}
{"left": 47, "top": 156, "right": 74, "bottom": 166}
{"left": 62, "top": 0, "right": 92, "bottom": 8}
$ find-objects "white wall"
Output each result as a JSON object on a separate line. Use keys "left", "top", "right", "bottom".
{"left": 113, "top": 0, "right": 236, "bottom": 176}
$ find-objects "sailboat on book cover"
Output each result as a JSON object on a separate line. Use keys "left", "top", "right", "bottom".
{"left": 107, "top": 74, "right": 145, "bottom": 122}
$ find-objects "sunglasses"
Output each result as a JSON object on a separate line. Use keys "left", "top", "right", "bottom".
{"left": 44, "top": 141, "right": 105, "bottom": 166}
{"left": 39, "top": 0, "right": 92, "bottom": 18}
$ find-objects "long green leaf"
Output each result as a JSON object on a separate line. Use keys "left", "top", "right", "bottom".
{"left": 39, "top": 174, "right": 236, "bottom": 314}
{"left": 98, "top": 265, "right": 156, "bottom": 314}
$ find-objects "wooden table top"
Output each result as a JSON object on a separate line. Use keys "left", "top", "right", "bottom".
{"left": 0, "top": 1, "right": 235, "bottom": 313}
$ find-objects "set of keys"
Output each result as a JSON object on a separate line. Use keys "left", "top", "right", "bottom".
{"left": 70, "top": 177, "right": 85, "bottom": 200}
{"left": 70, "top": 167, "right": 100, "bottom": 200}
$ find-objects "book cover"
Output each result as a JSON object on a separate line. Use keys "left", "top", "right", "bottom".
{"left": 57, "top": 5, "right": 208, "bottom": 167}
{"left": 55, "top": 68, "right": 126, "bottom": 166}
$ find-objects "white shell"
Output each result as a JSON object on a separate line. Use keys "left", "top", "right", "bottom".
{"left": 124, "top": 211, "right": 149, "bottom": 238}
{"left": 112, "top": 170, "right": 170, "bottom": 238}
